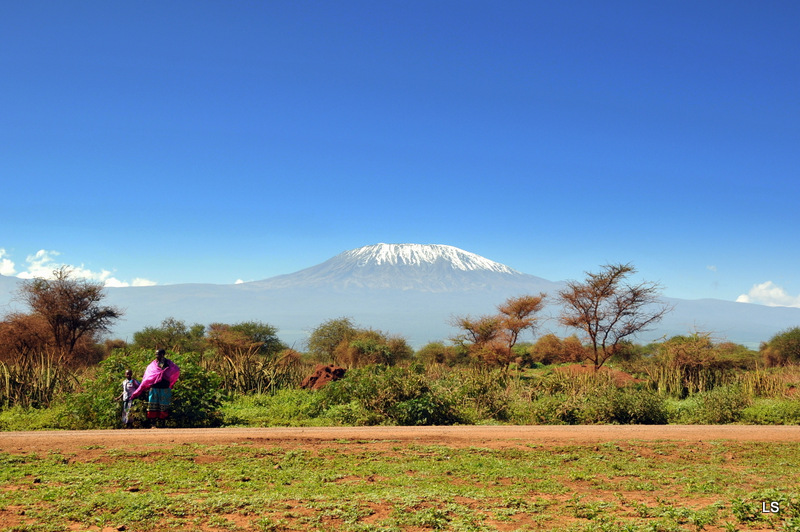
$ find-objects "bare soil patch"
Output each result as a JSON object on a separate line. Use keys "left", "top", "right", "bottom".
{"left": 2, "top": 424, "right": 799, "bottom": 454}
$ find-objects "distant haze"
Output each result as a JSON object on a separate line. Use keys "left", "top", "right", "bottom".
{"left": 1, "top": 244, "right": 798, "bottom": 349}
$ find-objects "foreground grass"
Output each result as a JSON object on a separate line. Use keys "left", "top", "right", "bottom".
{"left": 1, "top": 439, "right": 799, "bottom": 531}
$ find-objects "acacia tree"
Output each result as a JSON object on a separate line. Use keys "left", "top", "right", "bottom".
{"left": 333, "top": 329, "right": 414, "bottom": 368}
{"left": 16, "top": 266, "right": 122, "bottom": 362}
{"left": 761, "top": 327, "right": 800, "bottom": 366}
{"left": 497, "top": 294, "right": 547, "bottom": 355}
{"left": 558, "top": 263, "right": 670, "bottom": 370}
{"left": 453, "top": 293, "right": 547, "bottom": 370}
{"left": 1, "top": 268, "right": 121, "bottom": 406}
{"left": 306, "top": 317, "right": 358, "bottom": 363}
{"left": 132, "top": 317, "right": 206, "bottom": 353}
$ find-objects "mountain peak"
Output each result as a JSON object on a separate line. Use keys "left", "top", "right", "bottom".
{"left": 246, "top": 242, "right": 540, "bottom": 292}
{"left": 343, "top": 243, "right": 519, "bottom": 274}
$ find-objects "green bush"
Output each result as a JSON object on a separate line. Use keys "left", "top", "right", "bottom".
{"left": 695, "top": 385, "right": 751, "bottom": 424}
{"left": 65, "top": 349, "right": 225, "bottom": 429}
{"left": 0, "top": 403, "right": 69, "bottom": 431}
{"left": 393, "top": 394, "right": 460, "bottom": 426}
{"left": 666, "top": 385, "right": 751, "bottom": 424}
{"left": 318, "top": 364, "right": 466, "bottom": 425}
{"left": 606, "top": 387, "right": 668, "bottom": 424}
{"left": 220, "top": 389, "right": 326, "bottom": 426}
{"left": 761, "top": 327, "right": 800, "bottom": 366}
{"left": 522, "top": 385, "right": 667, "bottom": 425}
{"left": 433, "top": 367, "right": 514, "bottom": 422}
{"left": 527, "top": 393, "right": 570, "bottom": 424}
{"left": 323, "top": 400, "right": 379, "bottom": 426}
{"left": 740, "top": 398, "right": 800, "bottom": 425}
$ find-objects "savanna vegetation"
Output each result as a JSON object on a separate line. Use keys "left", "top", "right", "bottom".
{"left": 2, "top": 265, "right": 800, "bottom": 431}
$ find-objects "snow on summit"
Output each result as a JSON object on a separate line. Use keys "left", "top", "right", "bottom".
{"left": 245, "top": 242, "right": 539, "bottom": 293}
{"left": 342, "top": 243, "right": 519, "bottom": 274}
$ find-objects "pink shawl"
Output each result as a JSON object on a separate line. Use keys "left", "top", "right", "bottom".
{"left": 130, "top": 359, "right": 180, "bottom": 399}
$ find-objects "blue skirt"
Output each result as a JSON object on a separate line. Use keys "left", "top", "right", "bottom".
{"left": 147, "top": 387, "right": 172, "bottom": 413}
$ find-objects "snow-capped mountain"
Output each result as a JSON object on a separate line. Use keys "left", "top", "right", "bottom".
{"left": 1, "top": 244, "right": 800, "bottom": 348}
{"left": 346, "top": 243, "right": 518, "bottom": 273}
{"left": 245, "top": 243, "right": 556, "bottom": 292}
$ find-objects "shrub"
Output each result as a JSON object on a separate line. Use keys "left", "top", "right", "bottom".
{"left": 522, "top": 384, "right": 667, "bottom": 425}
{"left": 220, "top": 389, "right": 326, "bottom": 427}
{"left": 528, "top": 334, "right": 586, "bottom": 365}
{"left": 393, "top": 395, "right": 460, "bottom": 426}
{"left": 0, "top": 403, "right": 69, "bottom": 431}
{"left": 561, "top": 386, "right": 665, "bottom": 425}
{"left": 646, "top": 333, "right": 738, "bottom": 398}
{"left": 696, "top": 385, "right": 751, "bottom": 424}
{"left": 169, "top": 352, "right": 226, "bottom": 427}
{"left": 740, "top": 399, "right": 800, "bottom": 425}
{"left": 323, "top": 400, "right": 379, "bottom": 426}
{"left": 449, "top": 368, "right": 513, "bottom": 421}
{"left": 416, "top": 341, "right": 466, "bottom": 366}
{"left": 668, "top": 385, "right": 751, "bottom": 424}
{"left": 527, "top": 394, "right": 570, "bottom": 424}
{"left": 332, "top": 331, "right": 414, "bottom": 368}
{"left": 318, "top": 364, "right": 465, "bottom": 425}
{"left": 761, "top": 327, "right": 800, "bottom": 366}
{"left": 606, "top": 387, "right": 668, "bottom": 424}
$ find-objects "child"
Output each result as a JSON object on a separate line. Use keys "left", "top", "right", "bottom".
{"left": 115, "top": 369, "right": 141, "bottom": 428}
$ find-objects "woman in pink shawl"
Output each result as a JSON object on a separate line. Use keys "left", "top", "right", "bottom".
{"left": 130, "top": 349, "right": 180, "bottom": 427}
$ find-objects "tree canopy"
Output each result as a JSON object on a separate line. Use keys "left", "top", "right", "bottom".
{"left": 558, "top": 263, "right": 670, "bottom": 370}
{"left": 15, "top": 266, "right": 122, "bottom": 362}
{"left": 453, "top": 293, "right": 547, "bottom": 369}
{"left": 761, "top": 326, "right": 800, "bottom": 366}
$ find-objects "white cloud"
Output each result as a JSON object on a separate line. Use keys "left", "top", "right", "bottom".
{"left": 5, "top": 248, "right": 157, "bottom": 287}
{"left": 235, "top": 279, "right": 245, "bottom": 284}
{"left": 737, "top": 281, "right": 800, "bottom": 307}
{"left": 101, "top": 277, "right": 157, "bottom": 288}
{"left": 103, "top": 277, "right": 130, "bottom": 288}
{"left": 706, "top": 265, "right": 717, "bottom": 273}
{"left": 0, "top": 248, "right": 16, "bottom": 276}
{"left": 16, "top": 250, "right": 61, "bottom": 279}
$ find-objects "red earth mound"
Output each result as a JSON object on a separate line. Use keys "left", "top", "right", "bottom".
{"left": 300, "top": 364, "right": 346, "bottom": 390}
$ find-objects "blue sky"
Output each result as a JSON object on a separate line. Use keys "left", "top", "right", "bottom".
{"left": 1, "top": 1, "right": 798, "bottom": 307}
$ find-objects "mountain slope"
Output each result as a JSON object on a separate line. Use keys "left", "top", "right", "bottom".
{"left": 245, "top": 243, "right": 559, "bottom": 292}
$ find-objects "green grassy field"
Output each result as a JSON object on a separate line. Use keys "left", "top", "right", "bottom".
{"left": 1, "top": 438, "right": 799, "bottom": 531}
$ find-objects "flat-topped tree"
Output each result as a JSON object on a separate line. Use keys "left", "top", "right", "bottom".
{"left": 17, "top": 266, "right": 122, "bottom": 362}
{"left": 558, "top": 263, "right": 671, "bottom": 370}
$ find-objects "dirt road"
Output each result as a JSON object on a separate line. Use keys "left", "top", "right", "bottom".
{"left": 2, "top": 425, "right": 799, "bottom": 453}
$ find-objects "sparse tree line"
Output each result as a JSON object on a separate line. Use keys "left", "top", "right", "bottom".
{"left": 1, "top": 264, "right": 800, "bottom": 429}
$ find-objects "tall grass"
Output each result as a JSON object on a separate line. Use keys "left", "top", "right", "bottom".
{"left": 0, "top": 350, "right": 79, "bottom": 408}
{"left": 644, "top": 363, "right": 799, "bottom": 400}
{"left": 737, "top": 365, "right": 799, "bottom": 397}
{"left": 644, "top": 364, "right": 734, "bottom": 397}
{"left": 199, "top": 348, "right": 308, "bottom": 395}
